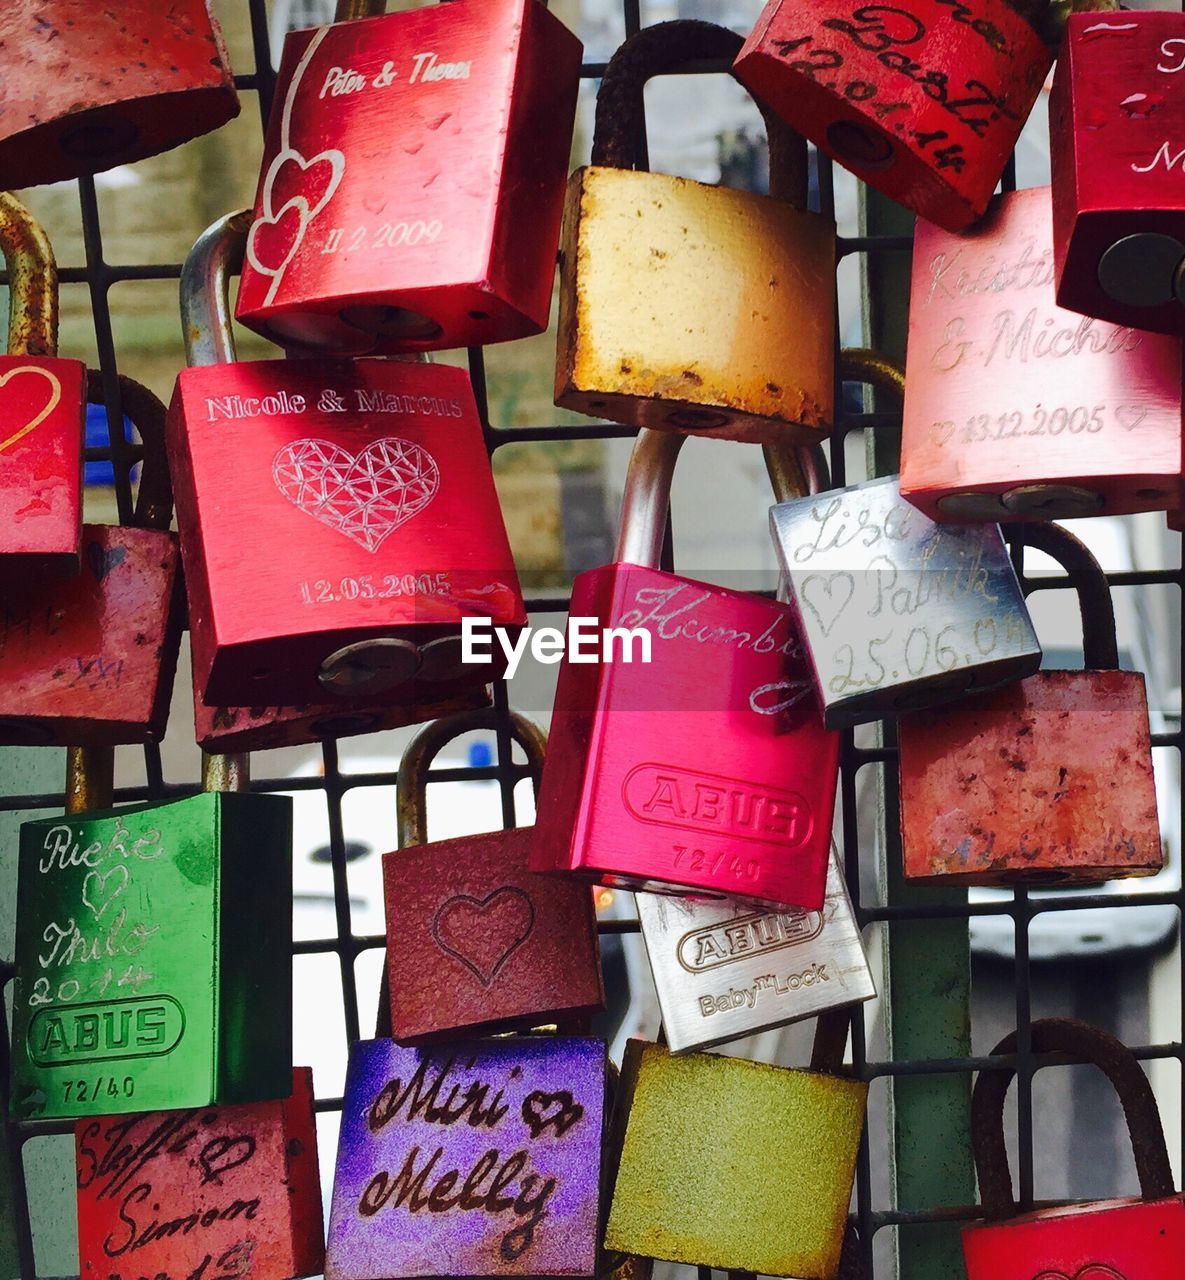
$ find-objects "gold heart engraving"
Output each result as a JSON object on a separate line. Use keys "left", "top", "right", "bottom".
{"left": 0, "top": 366, "right": 62, "bottom": 454}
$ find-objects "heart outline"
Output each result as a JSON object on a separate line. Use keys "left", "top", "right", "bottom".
{"left": 799, "top": 571, "right": 856, "bottom": 637}
{"left": 521, "top": 1089, "right": 584, "bottom": 1139}
{"left": 430, "top": 886, "right": 536, "bottom": 988}
{"left": 1115, "top": 405, "right": 1146, "bottom": 432}
{"left": 0, "top": 366, "right": 62, "bottom": 454}
{"left": 81, "top": 864, "right": 129, "bottom": 921}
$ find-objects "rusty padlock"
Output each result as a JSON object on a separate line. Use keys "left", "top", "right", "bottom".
{"left": 76, "top": 1067, "right": 325, "bottom": 1280}
{"left": 898, "top": 522, "right": 1162, "bottom": 885}
{"left": 324, "top": 1034, "right": 606, "bottom": 1280}
{"left": 556, "top": 20, "right": 835, "bottom": 444}
{"left": 733, "top": 0, "right": 1081, "bottom": 232}
{"left": 0, "top": 372, "right": 182, "bottom": 746}
{"left": 772, "top": 349, "right": 1041, "bottom": 728}
{"left": 383, "top": 708, "right": 604, "bottom": 1043}
{"left": 235, "top": 0, "right": 582, "bottom": 355}
{"left": 1051, "top": 9, "right": 1185, "bottom": 335}
{"left": 604, "top": 1015, "right": 867, "bottom": 1278}
{"left": 10, "top": 746, "right": 293, "bottom": 1120}
{"left": 529, "top": 430, "right": 839, "bottom": 911}
{"left": 0, "top": 192, "right": 87, "bottom": 580}
{"left": 168, "top": 210, "right": 525, "bottom": 710}
{"left": 900, "top": 185, "right": 1183, "bottom": 522}
{"left": 0, "top": 2, "right": 238, "bottom": 186}
{"left": 963, "top": 1018, "right": 1185, "bottom": 1278}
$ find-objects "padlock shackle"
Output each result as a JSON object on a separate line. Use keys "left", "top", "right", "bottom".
{"left": 591, "top": 20, "right": 810, "bottom": 208}
{"left": 86, "top": 372, "right": 174, "bottom": 533}
{"left": 396, "top": 707, "right": 548, "bottom": 848}
{"left": 180, "top": 210, "right": 250, "bottom": 368}
{"left": 0, "top": 192, "right": 59, "bottom": 357}
{"left": 972, "top": 1017, "right": 1175, "bottom": 1219}
{"left": 839, "top": 347, "right": 905, "bottom": 403}
{"left": 65, "top": 746, "right": 114, "bottom": 815}
{"left": 1006, "top": 523, "right": 1119, "bottom": 670}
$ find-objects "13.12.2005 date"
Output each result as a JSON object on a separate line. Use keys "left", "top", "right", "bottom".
{"left": 929, "top": 405, "right": 1112, "bottom": 445}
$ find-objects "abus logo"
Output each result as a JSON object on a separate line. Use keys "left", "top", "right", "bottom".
{"left": 677, "top": 909, "right": 823, "bottom": 973}
{"left": 622, "top": 766, "right": 813, "bottom": 847}
{"left": 28, "top": 996, "right": 184, "bottom": 1066}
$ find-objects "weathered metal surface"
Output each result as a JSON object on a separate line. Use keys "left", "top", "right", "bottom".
{"left": 899, "top": 668, "right": 1163, "bottom": 884}
{"left": 1051, "top": 10, "right": 1185, "bottom": 334}
{"left": 0, "top": 1, "right": 239, "bottom": 186}
{"left": 325, "top": 1035, "right": 604, "bottom": 1279}
{"left": 384, "top": 827, "right": 604, "bottom": 1042}
{"left": 772, "top": 472, "right": 1040, "bottom": 728}
{"left": 734, "top": 0, "right": 1052, "bottom": 231}
{"left": 901, "top": 185, "right": 1183, "bottom": 521}
{"left": 10, "top": 790, "right": 293, "bottom": 1119}
{"left": 236, "top": 0, "right": 581, "bottom": 354}
{"left": 603, "top": 1040, "right": 867, "bottom": 1276}
{"left": 76, "top": 1067, "right": 325, "bottom": 1280}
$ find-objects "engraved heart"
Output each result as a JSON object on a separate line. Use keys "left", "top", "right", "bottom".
{"left": 522, "top": 1089, "right": 584, "bottom": 1139}
{"left": 271, "top": 437, "right": 440, "bottom": 553}
{"left": 799, "top": 571, "right": 856, "bottom": 637}
{"left": 928, "top": 419, "right": 955, "bottom": 447}
{"left": 430, "top": 887, "right": 535, "bottom": 988}
{"left": 246, "top": 195, "right": 308, "bottom": 278}
{"left": 0, "top": 365, "right": 62, "bottom": 455}
{"left": 86, "top": 541, "right": 126, "bottom": 582}
{"left": 1032, "top": 1266, "right": 1127, "bottom": 1280}
{"left": 81, "top": 864, "right": 129, "bottom": 921}
{"left": 1116, "top": 405, "right": 1146, "bottom": 432}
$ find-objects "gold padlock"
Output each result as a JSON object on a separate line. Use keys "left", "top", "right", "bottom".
{"left": 555, "top": 20, "right": 836, "bottom": 445}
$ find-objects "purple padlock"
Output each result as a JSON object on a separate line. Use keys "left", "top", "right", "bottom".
{"left": 326, "top": 1036, "right": 606, "bottom": 1280}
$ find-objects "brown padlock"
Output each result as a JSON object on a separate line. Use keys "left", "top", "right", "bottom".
{"left": 0, "top": 372, "right": 181, "bottom": 745}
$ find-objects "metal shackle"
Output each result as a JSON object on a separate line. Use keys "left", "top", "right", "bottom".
{"left": 617, "top": 430, "right": 810, "bottom": 566}
{"left": 0, "top": 191, "right": 59, "bottom": 357}
{"left": 180, "top": 209, "right": 251, "bottom": 369}
{"left": 972, "top": 1017, "right": 1174, "bottom": 1220}
{"left": 86, "top": 371, "right": 174, "bottom": 534}
{"left": 593, "top": 20, "right": 810, "bottom": 209}
{"left": 1005, "top": 522, "right": 1119, "bottom": 671}
{"left": 396, "top": 707, "right": 548, "bottom": 848}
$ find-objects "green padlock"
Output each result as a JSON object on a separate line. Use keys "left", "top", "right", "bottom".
{"left": 9, "top": 751, "right": 292, "bottom": 1119}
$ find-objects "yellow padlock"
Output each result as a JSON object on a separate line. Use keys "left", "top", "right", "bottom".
{"left": 555, "top": 20, "right": 836, "bottom": 445}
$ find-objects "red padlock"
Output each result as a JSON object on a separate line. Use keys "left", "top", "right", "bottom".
{"left": 963, "top": 1018, "right": 1185, "bottom": 1278}
{"left": 235, "top": 0, "right": 582, "bottom": 355}
{"left": 901, "top": 185, "right": 1182, "bottom": 522}
{"left": 0, "top": 192, "right": 87, "bottom": 581}
{"left": 76, "top": 1067, "right": 324, "bottom": 1280}
{"left": 733, "top": 0, "right": 1054, "bottom": 231}
{"left": 898, "top": 523, "right": 1162, "bottom": 885}
{"left": 0, "top": 1, "right": 238, "bottom": 186}
{"left": 1051, "top": 10, "right": 1185, "bottom": 335}
{"left": 383, "top": 709, "right": 604, "bottom": 1043}
{"left": 530, "top": 432, "right": 838, "bottom": 911}
{"left": 168, "top": 211, "right": 526, "bottom": 710}
{"left": 0, "top": 373, "right": 181, "bottom": 746}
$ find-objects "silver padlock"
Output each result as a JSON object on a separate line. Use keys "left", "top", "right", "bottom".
{"left": 769, "top": 351, "right": 1041, "bottom": 730}
{"left": 636, "top": 845, "right": 874, "bottom": 1053}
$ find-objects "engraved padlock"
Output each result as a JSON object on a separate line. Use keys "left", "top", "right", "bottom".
{"left": 235, "top": 0, "right": 582, "bottom": 354}
{"left": 0, "top": 2, "right": 238, "bottom": 186}
{"left": 556, "top": 20, "right": 835, "bottom": 444}
{"left": 772, "top": 349, "right": 1041, "bottom": 729}
{"left": 325, "top": 1034, "right": 606, "bottom": 1280}
{"left": 9, "top": 750, "right": 292, "bottom": 1119}
{"left": 899, "top": 522, "right": 1162, "bottom": 885}
{"left": 168, "top": 210, "right": 525, "bottom": 710}
{"left": 636, "top": 843, "right": 874, "bottom": 1054}
{"left": 1051, "top": 9, "right": 1185, "bottom": 334}
{"left": 76, "top": 1067, "right": 325, "bottom": 1280}
{"left": 383, "top": 708, "right": 604, "bottom": 1043}
{"left": 901, "top": 185, "right": 1183, "bottom": 521}
{"left": 734, "top": 0, "right": 1079, "bottom": 232}
{"left": 0, "top": 192, "right": 87, "bottom": 579}
{"left": 529, "top": 431, "right": 839, "bottom": 911}
{"left": 0, "top": 372, "right": 182, "bottom": 746}
{"left": 963, "top": 1018, "right": 1185, "bottom": 1278}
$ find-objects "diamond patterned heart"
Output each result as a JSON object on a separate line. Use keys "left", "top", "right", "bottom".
{"left": 272, "top": 437, "right": 440, "bottom": 552}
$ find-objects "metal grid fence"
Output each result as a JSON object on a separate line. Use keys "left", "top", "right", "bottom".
{"left": 1, "top": 2, "right": 1183, "bottom": 1278}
